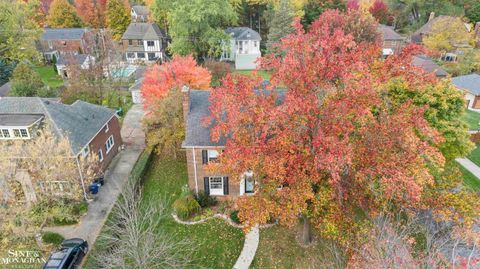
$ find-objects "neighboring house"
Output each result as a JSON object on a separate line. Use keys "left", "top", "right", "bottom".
{"left": 131, "top": 5, "right": 149, "bottom": 23}
{"left": 121, "top": 23, "right": 167, "bottom": 63}
{"left": 220, "top": 27, "right": 262, "bottom": 70}
{"left": 412, "top": 55, "right": 448, "bottom": 78}
{"left": 0, "top": 82, "right": 11, "bottom": 97}
{"left": 452, "top": 74, "right": 480, "bottom": 109}
{"left": 38, "top": 28, "right": 92, "bottom": 62}
{"left": 411, "top": 13, "right": 471, "bottom": 44}
{"left": 129, "top": 78, "right": 143, "bottom": 104}
{"left": 378, "top": 24, "right": 405, "bottom": 56}
{"left": 0, "top": 97, "right": 122, "bottom": 171}
{"left": 55, "top": 54, "right": 95, "bottom": 78}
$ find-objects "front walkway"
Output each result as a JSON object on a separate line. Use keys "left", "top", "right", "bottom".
{"left": 43, "top": 104, "right": 145, "bottom": 244}
{"left": 456, "top": 158, "right": 480, "bottom": 178}
{"left": 233, "top": 226, "right": 260, "bottom": 269}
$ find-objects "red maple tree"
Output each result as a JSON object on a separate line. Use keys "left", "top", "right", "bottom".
{"left": 207, "top": 10, "right": 447, "bottom": 244}
{"left": 75, "top": 0, "right": 97, "bottom": 27}
{"left": 141, "top": 55, "right": 211, "bottom": 114}
{"left": 369, "top": 0, "right": 391, "bottom": 24}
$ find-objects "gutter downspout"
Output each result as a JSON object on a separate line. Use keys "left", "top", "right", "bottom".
{"left": 192, "top": 147, "right": 199, "bottom": 195}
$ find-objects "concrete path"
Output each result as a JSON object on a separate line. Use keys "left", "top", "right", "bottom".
{"left": 457, "top": 158, "right": 480, "bottom": 179}
{"left": 233, "top": 226, "right": 260, "bottom": 269}
{"left": 44, "top": 104, "right": 145, "bottom": 245}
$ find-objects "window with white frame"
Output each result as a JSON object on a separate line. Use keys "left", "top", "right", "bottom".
{"left": 207, "top": 150, "right": 219, "bottom": 162}
{"left": 209, "top": 177, "right": 224, "bottom": 195}
{"left": 147, "top": 41, "right": 155, "bottom": 47}
{"left": 105, "top": 135, "right": 114, "bottom": 154}
{"left": 98, "top": 149, "right": 104, "bottom": 162}
{"left": 105, "top": 123, "right": 109, "bottom": 133}
{"left": 0, "top": 128, "right": 29, "bottom": 140}
{"left": 81, "top": 146, "right": 90, "bottom": 157}
{"left": 1, "top": 129, "right": 10, "bottom": 138}
{"left": 13, "top": 129, "right": 21, "bottom": 138}
{"left": 244, "top": 173, "right": 255, "bottom": 194}
{"left": 20, "top": 129, "right": 28, "bottom": 138}
{"left": 127, "top": 52, "right": 135, "bottom": 58}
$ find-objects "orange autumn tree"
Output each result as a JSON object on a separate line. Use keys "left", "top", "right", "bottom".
{"left": 141, "top": 55, "right": 211, "bottom": 157}
{"left": 207, "top": 9, "right": 478, "bottom": 253}
{"left": 75, "top": 0, "right": 98, "bottom": 27}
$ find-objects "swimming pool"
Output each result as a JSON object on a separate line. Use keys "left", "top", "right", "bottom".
{"left": 110, "top": 65, "right": 137, "bottom": 78}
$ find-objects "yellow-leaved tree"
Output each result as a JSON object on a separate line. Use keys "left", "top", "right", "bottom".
{"left": 423, "top": 17, "right": 474, "bottom": 53}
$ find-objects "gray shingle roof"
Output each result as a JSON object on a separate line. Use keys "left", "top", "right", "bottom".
{"left": 0, "top": 114, "right": 44, "bottom": 126}
{"left": 121, "top": 23, "right": 166, "bottom": 40}
{"left": 452, "top": 74, "right": 480, "bottom": 95}
{"left": 56, "top": 54, "right": 89, "bottom": 65}
{"left": 226, "top": 27, "right": 261, "bottom": 41}
{"left": 41, "top": 28, "right": 87, "bottom": 40}
{"left": 129, "top": 78, "right": 144, "bottom": 92}
{"left": 0, "top": 97, "right": 116, "bottom": 154}
{"left": 378, "top": 24, "right": 403, "bottom": 41}
{"left": 132, "top": 5, "right": 149, "bottom": 16}
{"left": 183, "top": 88, "right": 285, "bottom": 147}
{"left": 412, "top": 55, "right": 448, "bottom": 77}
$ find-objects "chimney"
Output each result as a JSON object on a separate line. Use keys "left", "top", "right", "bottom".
{"left": 428, "top": 12, "right": 435, "bottom": 22}
{"left": 475, "top": 22, "right": 480, "bottom": 48}
{"left": 181, "top": 85, "right": 190, "bottom": 123}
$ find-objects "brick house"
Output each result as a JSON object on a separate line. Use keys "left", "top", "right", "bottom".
{"left": 120, "top": 23, "right": 167, "bottom": 63}
{"left": 0, "top": 97, "right": 122, "bottom": 171}
{"left": 38, "top": 28, "right": 93, "bottom": 62}
{"left": 452, "top": 74, "right": 480, "bottom": 109}
{"left": 181, "top": 87, "right": 260, "bottom": 199}
{"left": 377, "top": 24, "right": 404, "bottom": 56}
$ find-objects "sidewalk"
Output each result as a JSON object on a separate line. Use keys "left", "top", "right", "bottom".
{"left": 43, "top": 104, "right": 145, "bottom": 244}
{"left": 233, "top": 226, "right": 260, "bottom": 269}
{"left": 456, "top": 158, "right": 480, "bottom": 179}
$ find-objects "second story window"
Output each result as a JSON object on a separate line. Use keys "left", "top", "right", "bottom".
{"left": 147, "top": 41, "right": 155, "bottom": 47}
{"left": 129, "top": 40, "right": 133, "bottom": 45}
{"left": 105, "top": 135, "right": 115, "bottom": 154}
{"left": 0, "top": 128, "right": 29, "bottom": 139}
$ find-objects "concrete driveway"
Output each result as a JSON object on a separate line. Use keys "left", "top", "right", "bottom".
{"left": 43, "top": 104, "right": 145, "bottom": 244}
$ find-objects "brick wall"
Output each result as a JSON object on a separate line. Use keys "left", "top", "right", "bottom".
{"left": 185, "top": 147, "right": 240, "bottom": 200}
{"left": 87, "top": 116, "right": 123, "bottom": 171}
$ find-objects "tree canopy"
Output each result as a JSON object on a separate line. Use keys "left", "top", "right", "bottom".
{"left": 266, "top": 0, "right": 295, "bottom": 54}
{"left": 423, "top": 17, "right": 474, "bottom": 53}
{"left": 207, "top": 10, "right": 478, "bottom": 248}
{"left": 167, "top": 0, "right": 237, "bottom": 58}
{"left": 10, "top": 62, "right": 45, "bottom": 97}
{"left": 46, "top": 0, "right": 83, "bottom": 28}
{"left": 106, "top": 0, "right": 131, "bottom": 40}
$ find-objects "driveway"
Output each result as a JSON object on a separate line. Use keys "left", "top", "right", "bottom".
{"left": 43, "top": 104, "right": 145, "bottom": 244}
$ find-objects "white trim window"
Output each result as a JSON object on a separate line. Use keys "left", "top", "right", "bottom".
{"left": 207, "top": 150, "right": 219, "bottom": 162}
{"left": 0, "top": 128, "right": 29, "bottom": 140}
{"left": 209, "top": 177, "right": 224, "bottom": 196}
{"left": 147, "top": 41, "right": 155, "bottom": 47}
{"left": 105, "top": 123, "right": 109, "bottom": 133}
{"left": 105, "top": 135, "right": 114, "bottom": 154}
{"left": 81, "top": 146, "right": 90, "bottom": 158}
{"left": 98, "top": 149, "right": 104, "bottom": 162}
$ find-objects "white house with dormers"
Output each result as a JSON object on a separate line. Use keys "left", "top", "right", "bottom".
{"left": 220, "top": 27, "right": 262, "bottom": 70}
{"left": 121, "top": 23, "right": 167, "bottom": 63}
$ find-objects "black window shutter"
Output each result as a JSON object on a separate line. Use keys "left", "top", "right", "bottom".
{"left": 202, "top": 150, "right": 208, "bottom": 164}
{"left": 223, "top": 177, "right": 229, "bottom": 195}
{"left": 204, "top": 177, "right": 209, "bottom": 195}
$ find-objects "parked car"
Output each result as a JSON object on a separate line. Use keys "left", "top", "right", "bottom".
{"left": 42, "top": 238, "right": 88, "bottom": 269}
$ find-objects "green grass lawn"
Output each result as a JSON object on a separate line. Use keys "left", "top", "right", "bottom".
{"left": 234, "top": 70, "right": 272, "bottom": 80}
{"left": 85, "top": 157, "right": 244, "bottom": 269}
{"left": 34, "top": 66, "right": 64, "bottom": 88}
{"left": 457, "top": 163, "right": 480, "bottom": 191}
{"left": 463, "top": 109, "right": 480, "bottom": 130}
{"left": 251, "top": 225, "right": 344, "bottom": 269}
{"left": 467, "top": 143, "right": 480, "bottom": 168}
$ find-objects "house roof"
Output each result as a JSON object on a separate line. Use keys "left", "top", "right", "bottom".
{"left": 41, "top": 28, "right": 87, "bottom": 40}
{"left": 129, "top": 78, "right": 144, "bottom": 92}
{"left": 121, "top": 23, "right": 166, "bottom": 40}
{"left": 0, "top": 82, "right": 11, "bottom": 97}
{"left": 132, "top": 5, "right": 149, "bottom": 16}
{"left": 0, "top": 114, "right": 44, "bottom": 126}
{"left": 0, "top": 97, "right": 116, "bottom": 154}
{"left": 183, "top": 87, "right": 285, "bottom": 148}
{"left": 56, "top": 54, "right": 89, "bottom": 65}
{"left": 412, "top": 16, "right": 469, "bottom": 43}
{"left": 378, "top": 24, "right": 403, "bottom": 41}
{"left": 226, "top": 27, "right": 261, "bottom": 41}
{"left": 412, "top": 55, "right": 448, "bottom": 77}
{"left": 452, "top": 74, "right": 480, "bottom": 95}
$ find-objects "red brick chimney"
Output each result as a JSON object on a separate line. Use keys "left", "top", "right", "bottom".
{"left": 181, "top": 85, "right": 190, "bottom": 123}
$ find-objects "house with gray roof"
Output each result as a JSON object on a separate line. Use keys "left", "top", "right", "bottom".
{"left": 55, "top": 53, "right": 95, "bottom": 78}
{"left": 412, "top": 55, "right": 448, "bottom": 78}
{"left": 38, "top": 28, "right": 93, "bottom": 62}
{"left": 378, "top": 24, "right": 404, "bottom": 56}
{"left": 220, "top": 27, "right": 262, "bottom": 70}
{"left": 121, "top": 23, "right": 167, "bottom": 63}
{"left": 452, "top": 74, "right": 480, "bottom": 109}
{"left": 131, "top": 5, "right": 150, "bottom": 22}
{"left": 0, "top": 97, "right": 122, "bottom": 170}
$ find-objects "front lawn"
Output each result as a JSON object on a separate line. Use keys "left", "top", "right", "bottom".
{"left": 34, "top": 66, "right": 64, "bottom": 88}
{"left": 85, "top": 157, "right": 244, "bottom": 269}
{"left": 458, "top": 163, "right": 480, "bottom": 191}
{"left": 251, "top": 225, "right": 344, "bottom": 269}
{"left": 467, "top": 143, "right": 480, "bottom": 168}
{"left": 234, "top": 70, "right": 272, "bottom": 80}
{"left": 463, "top": 109, "right": 480, "bottom": 130}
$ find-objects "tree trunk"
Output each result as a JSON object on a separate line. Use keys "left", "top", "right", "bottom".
{"left": 302, "top": 215, "right": 313, "bottom": 245}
